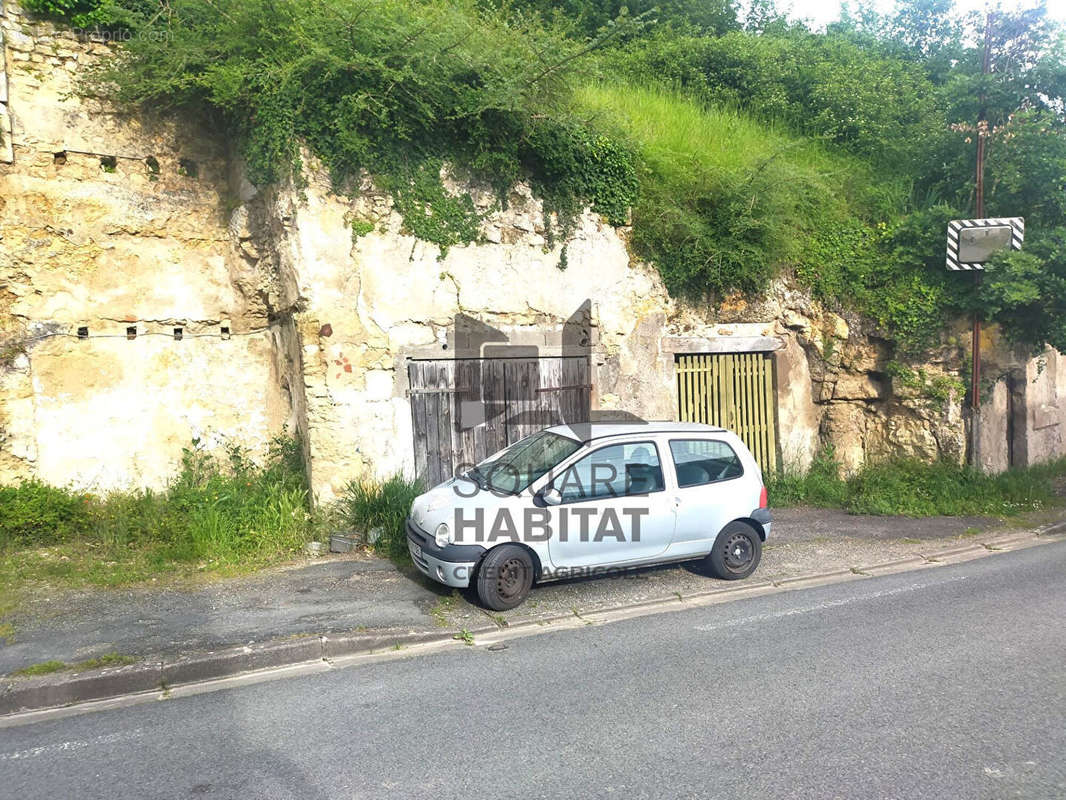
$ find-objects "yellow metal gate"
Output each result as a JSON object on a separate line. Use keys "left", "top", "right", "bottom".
{"left": 676, "top": 353, "right": 779, "bottom": 472}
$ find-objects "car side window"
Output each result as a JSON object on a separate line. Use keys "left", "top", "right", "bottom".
{"left": 553, "top": 442, "right": 665, "bottom": 502}
{"left": 669, "top": 439, "right": 744, "bottom": 487}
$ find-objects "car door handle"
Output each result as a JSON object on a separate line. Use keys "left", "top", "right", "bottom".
{"left": 672, "top": 496, "right": 681, "bottom": 508}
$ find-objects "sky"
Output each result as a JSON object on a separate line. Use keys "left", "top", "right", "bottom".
{"left": 778, "top": 0, "right": 1066, "bottom": 30}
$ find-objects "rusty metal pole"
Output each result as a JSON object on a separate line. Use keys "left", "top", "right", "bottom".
{"left": 972, "top": 13, "right": 993, "bottom": 471}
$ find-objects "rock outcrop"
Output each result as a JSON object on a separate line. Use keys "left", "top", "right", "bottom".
{"left": 1, "top": 3, "right": 1062, "bottom": 498}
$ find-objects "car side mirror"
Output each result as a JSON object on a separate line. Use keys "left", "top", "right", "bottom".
{"left": 541, "top": 487, "right": 562, "bottom": 506}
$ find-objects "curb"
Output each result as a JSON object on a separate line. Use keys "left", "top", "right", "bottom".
{"left": 0, "top": 629, "right": 462, "bottom": 717}
{"left": 2, "top": 525, "right": 1061, "bottom": 719}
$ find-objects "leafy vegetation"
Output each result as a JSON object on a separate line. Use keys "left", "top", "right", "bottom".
{"left": 575, "top": 83, "right": 865, "bottom": 298}
{"left": 342, "top": 474, "right": 423, "bottom": 562}
{"left": 22, "top": 0, "right": 152, "bottom": 29}
{"left": 80, "top": 0, "right": 637, "bottom": 253}
{"left": 29, "top": 0, "right": 1066, "bottom": 355}
{"left": 769, "top": 450, "right": 1066, "bottom": 517}
{"left": 0, "top": 437, "right": 318, "bottom": 603}
{"left": 10, "top": 660, "right": 68, "bottom": 678}
{"left": 8, "top": 652, "right": 137, "bottom": 678}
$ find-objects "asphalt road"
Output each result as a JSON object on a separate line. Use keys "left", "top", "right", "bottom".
{"left": 3, "top": 541, "right": 1065, "bottom": 800}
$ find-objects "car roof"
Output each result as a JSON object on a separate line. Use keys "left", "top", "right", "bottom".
{"left": 545, "top": 421, "right": 728, "bottom": 443}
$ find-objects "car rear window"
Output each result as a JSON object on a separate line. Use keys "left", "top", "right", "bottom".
{"left": 669, "top": 439, "right": 743, "bottom": 487}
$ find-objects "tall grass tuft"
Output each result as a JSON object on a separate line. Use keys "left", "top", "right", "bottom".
{"left": 341, "top": 475, "right": 423, "bottom": 562}
{"left": 768, "top": 450, "right": 1066, "bottom": 517}
{"left": 572, "top": 82, "right": 875, "bottom": 299}
{"left": 0, "top": 436, "right": 316, "bottom": 589}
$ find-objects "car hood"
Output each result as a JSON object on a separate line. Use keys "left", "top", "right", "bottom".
{"left": 409, "top": 476, "right": 525, "bottom": 543}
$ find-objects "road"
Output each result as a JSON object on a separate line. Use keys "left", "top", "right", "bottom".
{"left": 3, "top": 540, "right": 1065, "bottom": 800}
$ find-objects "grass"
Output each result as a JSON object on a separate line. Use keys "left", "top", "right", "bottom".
{"left": 9, "top": 652, "right": 137, "bottom": 678}
{"left": 768, "top": 451, "right": 1066, "bottom": 518}
{"left": 76, "top": 652, "right": 138, "bottom": 670}
{"left": 11, "top": 660, "right": 67, "bottom": 677}
{"left": 0, "top": 437, "right": 321, "bottom": 610}
{"left": 576, "top": 83, "right": 847, "bottom": 184}
{"left": 341, "top": 474, "right": 423, "bottom": 562}
{"left": 572, "top": 82, "right": 875, "bottom": 298}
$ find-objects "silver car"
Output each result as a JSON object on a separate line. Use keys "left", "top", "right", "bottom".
{"left": 406, "top": 422, "right": 770, "bottom": 610}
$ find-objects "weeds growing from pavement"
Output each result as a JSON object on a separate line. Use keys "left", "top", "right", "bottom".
{"left": 10, "top": 660, "right": 67, "bottom": 677}
{"left": 8, "top": 652, "right": 138, "bottom": 678}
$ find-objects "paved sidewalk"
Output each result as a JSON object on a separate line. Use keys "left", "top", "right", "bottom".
{"left": 0, "top": 506, "right": 1031, "bottom": 677}
{"left": 2, "top": 506, "right": 1064, "bottom": 717}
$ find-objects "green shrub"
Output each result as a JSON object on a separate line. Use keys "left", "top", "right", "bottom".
{"left": 765, "top": 449, "right": 850, "bottom": 509}
{"left": 0, "top": 436, "right": 314, "bottom": 571}
{"left": 0, "top": 480, "right": 93, "bottom": 547}
{"left": 23, "top": 0, "right": 154, "bottom": 30}
{"left": 768, "top": 451, "right": 1066, "bottom": 518}
{"left": 342, "top": 474, "right": 423, "bottom": 562}
{"left": 84, "top": 0, "right": 637, "bottom": 252}
{"left": 605, "top": 28, "right": 949, "bottom": 172}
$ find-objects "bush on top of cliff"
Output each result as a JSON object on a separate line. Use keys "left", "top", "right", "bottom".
{"left": 81, "top": 0, "right": 638, "bottom": 251}
{"left": 23, "top": 0, "right": 154, "bottom": 29}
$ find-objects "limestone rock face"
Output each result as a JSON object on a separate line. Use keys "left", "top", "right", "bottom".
{"left": 1, "top": 2, "right": 1062, "bottom": 496}
{"left": 0, "top": 5, "right": 292, "bottom": 488}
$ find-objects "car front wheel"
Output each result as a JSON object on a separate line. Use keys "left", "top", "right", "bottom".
{"left": 475, "top": 544, "right": 535, "bottom": 611}
{"left": 706, "top": 521, "right": 762, "bottom": 580}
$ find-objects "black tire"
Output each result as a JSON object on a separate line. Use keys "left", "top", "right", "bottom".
{"left": 705, "top": 521, "right": 762, "bottom": 580}
{"left": 475, "top": 544, "right": 535, "bottom": 611}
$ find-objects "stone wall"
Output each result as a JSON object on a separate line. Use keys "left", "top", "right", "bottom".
{"left": 976, "top": 329, "right": 1065, "bottom": 474}
{"left": 1, "top": 3, "right": 1064, "bottom": 500}
{"left": 0, "top": 4, "right": 295, "bottom": 488}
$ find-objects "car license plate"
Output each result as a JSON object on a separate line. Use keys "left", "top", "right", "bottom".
{"left": 410, "top": 542, "right": 422, "bottom": 560}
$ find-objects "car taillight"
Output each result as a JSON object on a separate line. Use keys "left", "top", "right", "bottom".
{"left": 759, "top": 485, "right": 768, "bottom": 509}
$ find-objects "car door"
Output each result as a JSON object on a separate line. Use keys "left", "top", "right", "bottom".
{"left": 545, "top": 439, "right": 676, "bottom": 569}
{"left": 668, "top": 438, "right": 746, "bottom": 556}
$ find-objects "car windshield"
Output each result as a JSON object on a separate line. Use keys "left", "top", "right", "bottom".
{"left": 471, "top": 431, "right": 582, "bottom": 494}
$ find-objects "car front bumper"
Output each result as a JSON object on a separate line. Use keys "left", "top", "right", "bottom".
{"left": 406, "top": 518, "right": 485, "bottom": 588}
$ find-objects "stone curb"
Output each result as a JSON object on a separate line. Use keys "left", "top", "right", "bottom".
{"left": 1035, "top": 521, "right": 1066, "bottom": 537}
{"left": 919, "top": 542, "right": 988, "bottom": 560}
{"left": 773, "top": 568, "right": 857, "bottom": 588}
{"left": 856, "top": 556, "right": 931, "bottom": 576}
{"left": 572, "top": 580, "right": 777, "bottom": 622}
{"left": 1, "top": 526, "right": 1059, "bottom": 718}
{"left": 0, "top": 628, "right": 465, "bottom": 716}
{"left": 0, "top": 662, "right": 164, "bottom": 717}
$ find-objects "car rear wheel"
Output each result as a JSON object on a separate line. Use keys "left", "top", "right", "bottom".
{"left": 705, "top": 521, "right": 762, "bottom": 580}
{"left": 475, "top": 544, "right": 534, "bottom": 611}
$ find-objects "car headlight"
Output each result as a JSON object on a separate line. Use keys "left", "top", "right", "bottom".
{"left": 434, "top": 522, "right": 453, "bottom": 548}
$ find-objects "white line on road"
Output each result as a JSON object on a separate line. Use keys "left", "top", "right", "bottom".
{"left": 693, "top": 575, "right": 968, "bottom": 633}
{"left": 0, "top": 727, "right": 144, "bottom": 761}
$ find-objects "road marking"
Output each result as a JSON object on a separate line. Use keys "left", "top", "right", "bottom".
{"left": 0, "top": 727, "right": 144, "bottom": 761}
{"left": 693, "top": 575, "right": 967, "bottom": 632}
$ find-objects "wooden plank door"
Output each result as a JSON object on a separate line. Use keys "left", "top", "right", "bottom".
{"left": 408, "top": 356, "right": 592, "bottom": 486}
{"left": 676, "top": 353, "right": 779, "bottom": 473}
